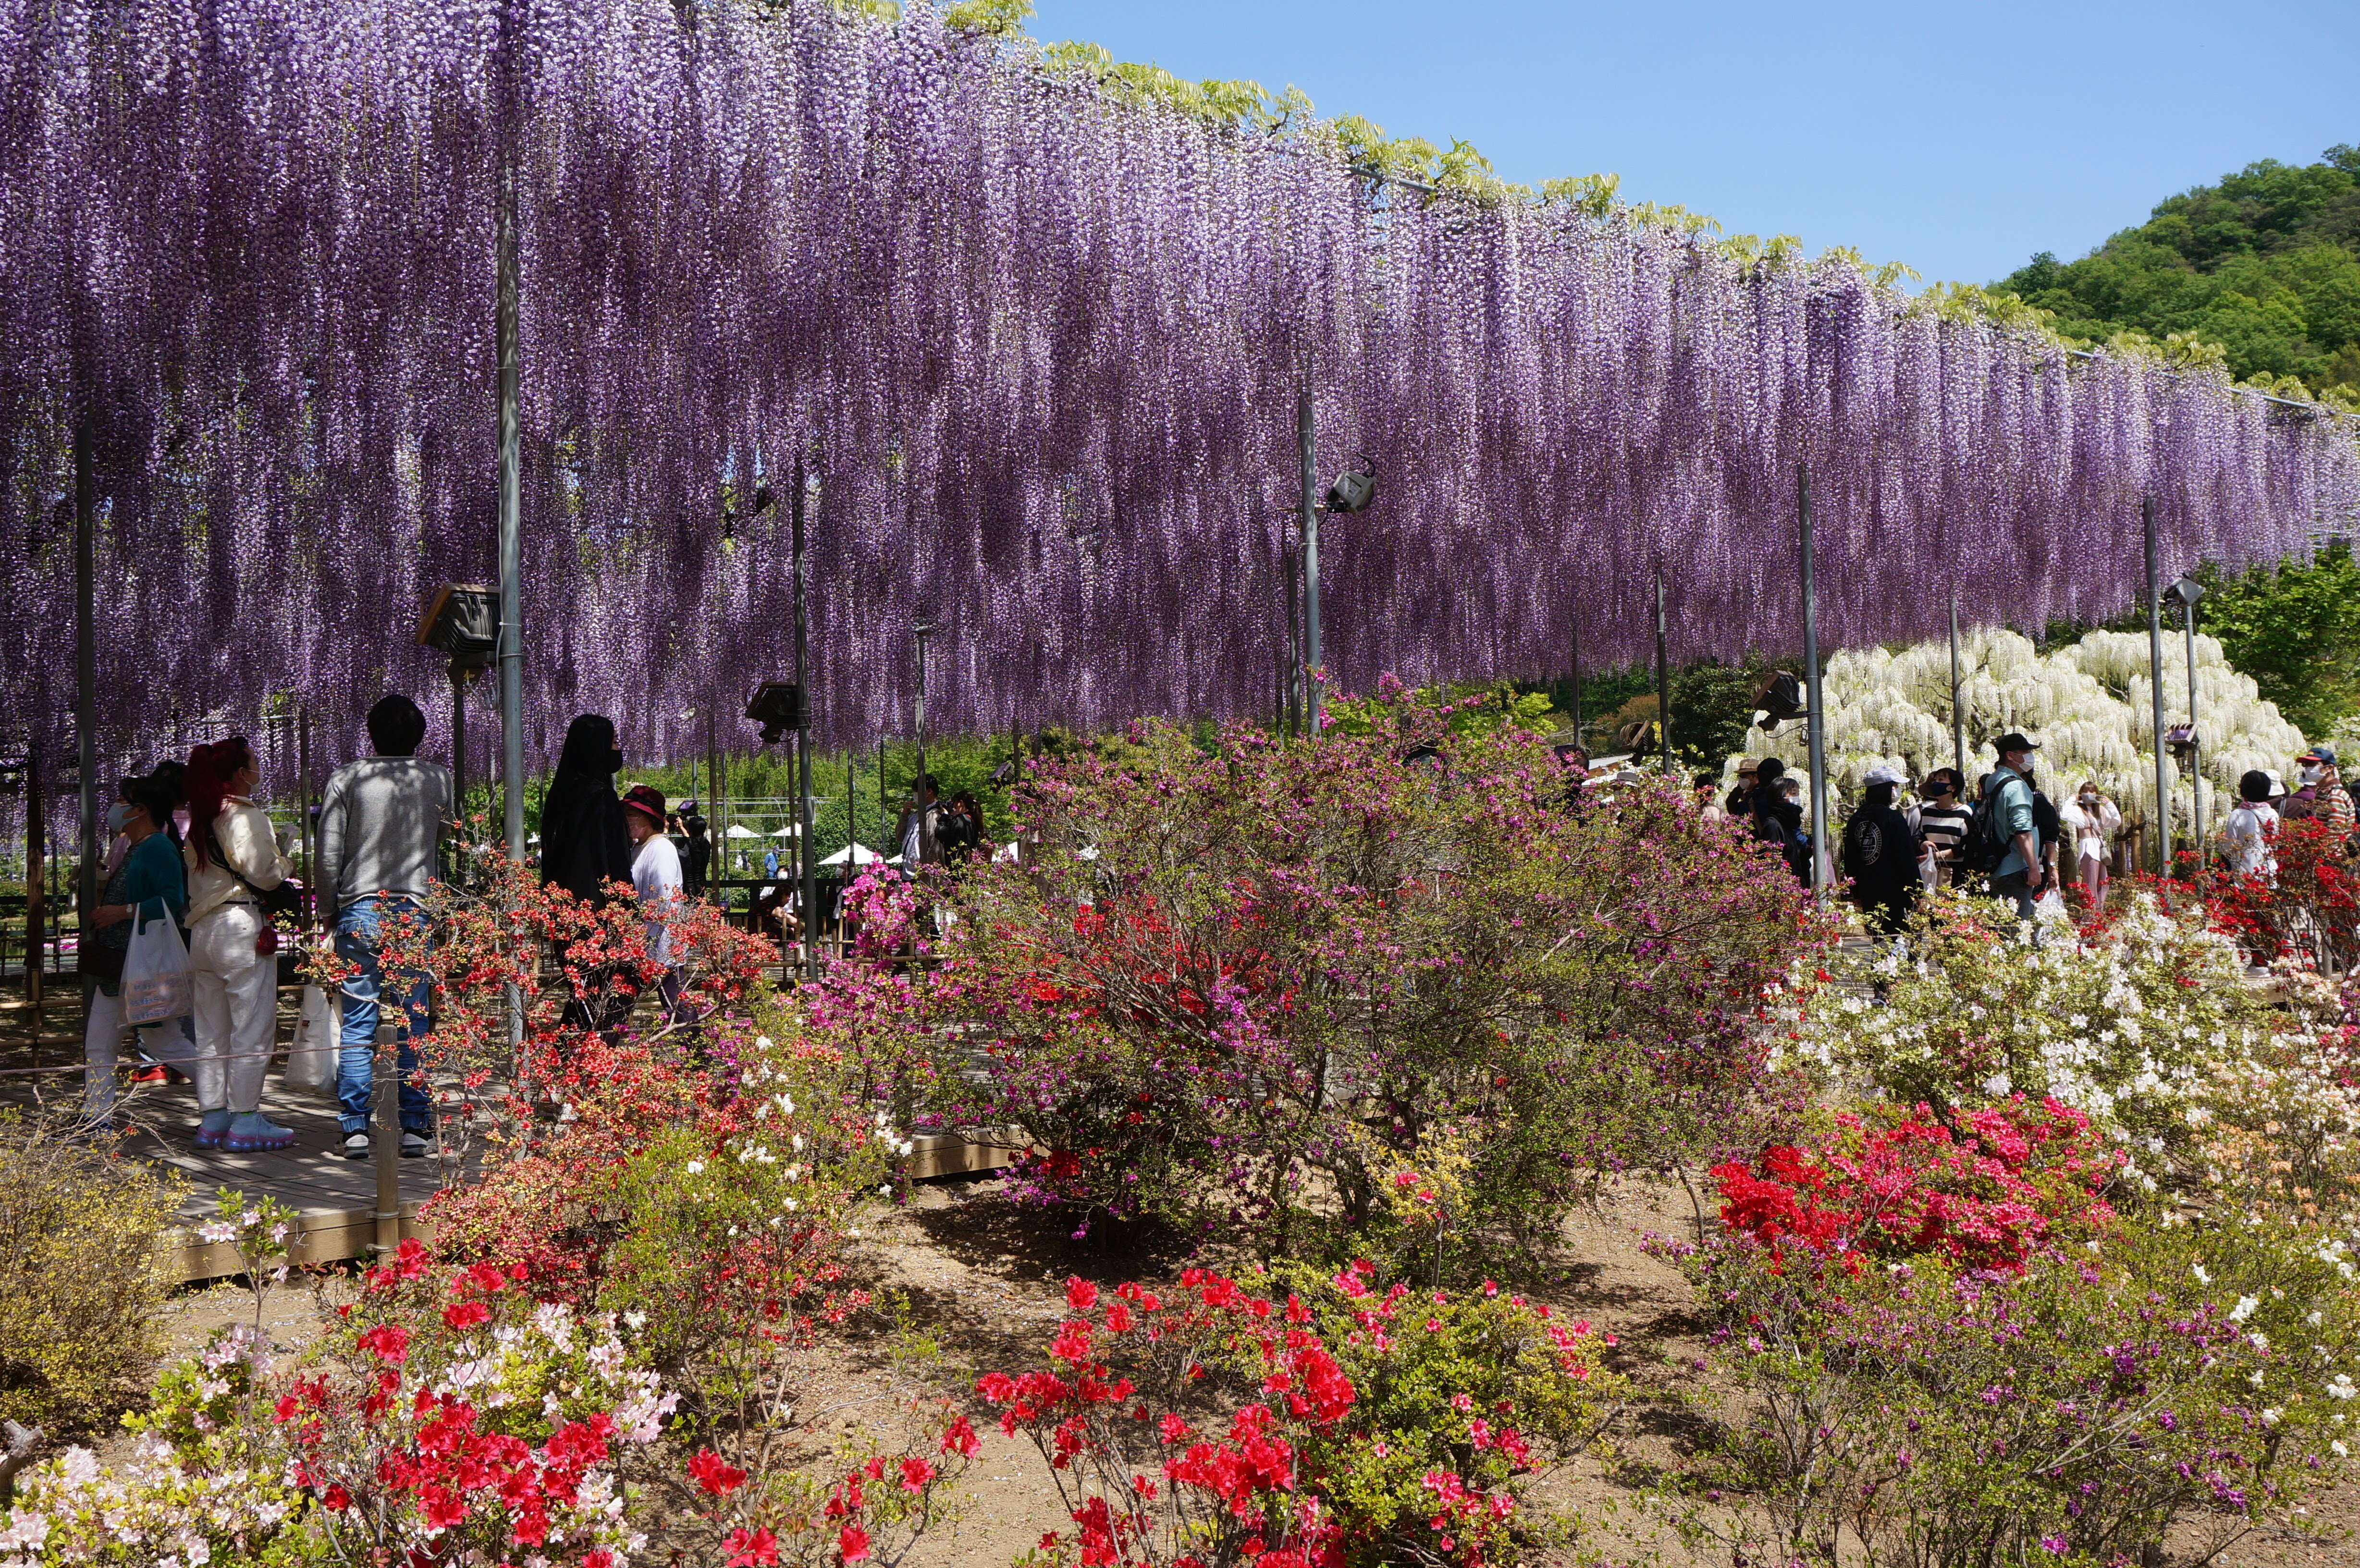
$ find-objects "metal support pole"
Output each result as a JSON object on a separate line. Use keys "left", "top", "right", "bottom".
{"left": 912, "top": 623, "right": 934, "bottom": 862}
{"left": 492, "top": 39, "right": 527, "bottom": 1079}
{"left": 2183, "top": 602, "right": 2203, "bottom": 852}
{"left": 792, "top": 465, "right": 818, "bottom": 981}
{"left": 1568, "top": 616, "right": 1582, "bottom": 749}
{"left": 2145, "top": 498, "right": 2172, "bottom": 876}
{"left": 25, "top": 743, "right": 43, "bottom": 1025}
{"left": 495, "top": 152, "right": 524, "bottom": 865}
{"left": 1653, "top": 564, "right": 1672, "bottom": 773}
{"left": 1798, "top": 465, "right": 1829, "bottom": 900}
{"left": 298, "top": 710, "right": 315, "bottom": 924}
{"left": 448, "top": 665, "right": 467, "bottom": 860}
{"left": 1948, "top": 583, "right": 1966, "bottom": 779}
{"left": 74, "top": 417, "right": 96, "bottom": 996}
{"left": 373, "top": 1013, "right": 404, "bottom": 1256}
{"left": 1297, "top": 383, "right": 1322, "bottom": 736}
{"left": 1280, "top": 537, "right": 1302, "bottom": 737}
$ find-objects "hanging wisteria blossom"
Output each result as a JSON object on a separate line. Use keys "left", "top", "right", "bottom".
{"left": 0, "top": 0, "right": 2352, "bottom": 788}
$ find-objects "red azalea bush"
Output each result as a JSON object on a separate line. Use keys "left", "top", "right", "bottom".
{"left": 271, "top": 1242, "right": 673, "bottom": 1565}
{"left": 981, "top": 1263, "right": 1620, "bottom": 1568}
{"left": 900, "top": 686, "right": 1829, "bottom": 1268}
{"left": 1709, "top": 1099, "right": 2118, "bottom": 1276}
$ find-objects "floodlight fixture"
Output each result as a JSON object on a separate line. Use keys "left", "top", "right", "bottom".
{"left": 1321, "top": 454, "right": 1376, "bottom": 515}
{"left": 417, "top": 583, "right": 500, "bottom": 672}
{"left": 744, "top": 681, "right": 805, "bottom": 745}
{"left": 2163, "top": 576, "right": 2205, "bottom": 611}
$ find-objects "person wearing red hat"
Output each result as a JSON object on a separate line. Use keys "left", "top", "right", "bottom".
{"left": 622, "top": 783, "right": 688, "bottom": 1023}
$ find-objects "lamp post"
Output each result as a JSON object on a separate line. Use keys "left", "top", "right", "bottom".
{"left": 2144, "top": 499, "right": 2172, "bottom": 877}
{"left": 1653, "top": 563, "right": 1672, "bottom": 774}
{"left": 792, "top": 465, "right": 818, "bottom": 982}
{"left": 1296, "top": 384, "right": 1321, "bottom": 736}
{"left": 1797, "top": 465, "right": 1829, "bottom": 900}
{"left": 2164, "top": 575, "right": 2207, "bottom": 853}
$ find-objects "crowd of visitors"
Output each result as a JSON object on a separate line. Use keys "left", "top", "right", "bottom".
{"left": 74, "top": 697, "right": 2352, "bottom": 1151}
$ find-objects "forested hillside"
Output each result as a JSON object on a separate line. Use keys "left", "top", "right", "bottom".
{"left": 1995, "top": 146, "right": 2360, "bottom": 399}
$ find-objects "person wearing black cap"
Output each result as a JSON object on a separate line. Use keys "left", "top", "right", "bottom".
{"left": 1843, "top": 762, "right": 1925, "bottom": 935}
{"left": 1986, "top": 733, "right": 2045, "bottom": 920}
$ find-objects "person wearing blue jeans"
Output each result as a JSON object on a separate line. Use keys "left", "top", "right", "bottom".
{"left": 335, "top": 894, "right": 434, "bottom": 1149}
{"left": 316, "top": 695, "right": 452, "bottom": 1159}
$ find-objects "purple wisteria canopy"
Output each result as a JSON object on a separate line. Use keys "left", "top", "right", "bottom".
{"left": 1, "top": 0, "right": 2354, "bottom": 780}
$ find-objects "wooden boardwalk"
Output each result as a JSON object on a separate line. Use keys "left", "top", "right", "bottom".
{"left": 2, "top": 987, "right": 1017, "bottom": 1283}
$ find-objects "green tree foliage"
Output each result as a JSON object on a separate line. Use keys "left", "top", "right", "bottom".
{"left": 1995, "top": 146, "right": 2360, "bottom": 398}
{"left": 2188, "top": 540, "right": 2360, "bottom": 736}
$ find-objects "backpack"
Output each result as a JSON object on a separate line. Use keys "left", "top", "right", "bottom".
{"left": 1842, "top": 809, "right": 1883, "bottom": 883}
{"left": 1963, "top": 772, "right": 2016, "bottom": 873}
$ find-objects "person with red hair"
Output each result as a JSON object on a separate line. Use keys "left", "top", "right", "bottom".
{"left": 183, "top": 736, "right": 295, "bottom": 1151}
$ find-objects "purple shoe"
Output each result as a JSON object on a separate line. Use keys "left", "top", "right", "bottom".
{"left": 223, "top": 1113, "right": 297, "bottom": 1153}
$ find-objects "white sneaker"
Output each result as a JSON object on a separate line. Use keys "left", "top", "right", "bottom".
{"left": 342, "top": 1132, "right": 371, "bottom": 1160}
{"left": 399, "top": 1131, "right": 430, "bottom": 1159}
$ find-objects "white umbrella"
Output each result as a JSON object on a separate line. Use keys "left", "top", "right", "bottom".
{"left": 724, "top": 823, "right": 762, "bottom": 839}
{"left": 769, "top": 823, "right": 801, "bottom": 837}
{"left": 819, "top": 844, "right": 882, "bottom": 868}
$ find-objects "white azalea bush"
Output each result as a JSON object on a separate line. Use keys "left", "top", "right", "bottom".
{"left": 1734, "top": 626, "right": 2305, "bottom": 836}
{"left": 0, "top": 1438, "right": 301, "bottom": 1568}
{"left": 1779, "top": 892, "right": 2262, "bottom": 1185}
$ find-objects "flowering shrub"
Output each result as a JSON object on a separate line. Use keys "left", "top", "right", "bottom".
{"left": 1782, "top": 890, "right": 2267, "bottom": 1188}
{"left": 0, "top": 1110, "right": 181, "bottom": 1434}
{"left": 2183, "top": 816, "right": 2360, "bottom": 971}
{"left": 981, "top": 1263, "right": 1619, "bottom": 1568}
{"left": 0, "top": 1437, "right": 302, "bottom": 1567}
{"left": 917, "top": 691, "right": 1827, "bottom": 1267}
{"left": 270, "top": 1244, "right": 672, "bottom": 1564}
{"left": 1662, "top": 1215, "right": 2360, "bottom": 1568}
{"left": 1709, "top": 1098, "right": 2118, "bottom": 1274}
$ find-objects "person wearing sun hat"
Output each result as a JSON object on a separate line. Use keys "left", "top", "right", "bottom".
{"left": 1842, "top": 761, "right": 1924, "bottom": 935}
{"left": 621, "top": 783, "right": 689, "bottom": 1021}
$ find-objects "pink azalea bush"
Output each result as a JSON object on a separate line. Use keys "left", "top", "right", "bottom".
{"left": 865, "top": 685, "right": 1830, "bottom": 1267}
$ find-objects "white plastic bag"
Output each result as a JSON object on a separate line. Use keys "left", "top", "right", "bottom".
{"left": 284, "top": 983, "right": 337, "bottom": 1094}
{"left": 2033, "top": 887, "right": 2069, "bottom": 922}
{"left": 122, "top": 909, "right": 194, "bottom": 1026}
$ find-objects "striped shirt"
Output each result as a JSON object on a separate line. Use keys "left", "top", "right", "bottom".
{"left": 1917, "top": 804, "right": 1972, "bottom": 862}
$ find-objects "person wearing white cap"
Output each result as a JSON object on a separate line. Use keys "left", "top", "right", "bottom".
{"left": 1842, "top": 761, "right": 1925, "bottom": 935}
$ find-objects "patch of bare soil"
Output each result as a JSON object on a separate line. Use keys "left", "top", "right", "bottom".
{"left": 816, "top": 1176, "right": 2360, "bottom": 1568}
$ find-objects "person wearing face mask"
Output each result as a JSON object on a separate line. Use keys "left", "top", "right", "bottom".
{"left": 2057, "top": 782, "right": 2121, "bottom": 904}
{"left": 2292, "top": 747, "right": 2356, "bottom": 838}
{"left": 80, "top": 766, "right": 191, "bottom": 1124}
{"left": 184, "top": 736, "right": 296, "bottom": 1151}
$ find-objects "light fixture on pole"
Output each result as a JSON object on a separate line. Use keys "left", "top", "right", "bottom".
{"left": 2143, "top": 498, "right": 2173, "bottom": 877}
{"left": 2163, "top": 574, "right": 2207, "bottom": 851}
{"left": 418, "top": 583, "right": 499, "bottom": 843}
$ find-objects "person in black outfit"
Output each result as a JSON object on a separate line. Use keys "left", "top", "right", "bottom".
{"left": 1748, "top": 757, "right": 1807, "bottom": 887}
{"left": 938, "top": 790, "right": 983, "bottom": 864}
{"left": 681, "top": 810, "right": 713, "bottom": 899}
{"left": 538, "top": 714, "right": 633, "bottom": 906}
{"left": 1843, "top": 762, "right": 1924, "bottom": 935}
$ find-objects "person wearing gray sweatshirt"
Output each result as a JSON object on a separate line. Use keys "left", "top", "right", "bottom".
{"left": 317, "top": 694, "right": 451, "bottom": 1159}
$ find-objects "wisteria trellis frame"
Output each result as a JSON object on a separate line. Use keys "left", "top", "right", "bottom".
{"left": 0, "top": 0, "right": 2354, "bottom": 801}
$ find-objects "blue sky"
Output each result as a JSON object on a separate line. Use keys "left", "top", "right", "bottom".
{"left": 1029, "top": 0, "right": 2359, "bottom": 287}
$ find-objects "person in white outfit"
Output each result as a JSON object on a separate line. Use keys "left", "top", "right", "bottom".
{"left": 621, "top": 783, "right": 689, "bottom": 1024}
{"left": 2058, "top": 782, "right": 2122, "bottom": 904}
{"left": 183, "top": 736, "right": 295, "bottom": 1152}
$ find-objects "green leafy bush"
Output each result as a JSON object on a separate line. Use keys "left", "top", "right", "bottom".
{"left": 0, "top": 1114, "right": 180, "bottom": 1434}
